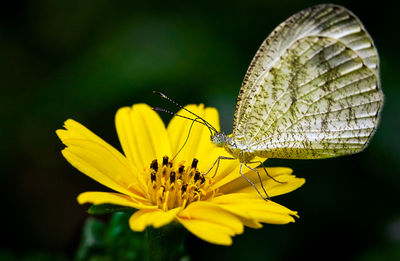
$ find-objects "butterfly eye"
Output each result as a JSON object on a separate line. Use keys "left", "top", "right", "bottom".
{"left": 211, "top": 133, "right": 227, "bottom": 147}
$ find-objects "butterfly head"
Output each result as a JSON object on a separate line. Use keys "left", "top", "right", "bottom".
{"left": 153, "top": 90, "right": 227, "bottom": 147}
{"left": 211, "top": 132, "right": 229, "bottom": 147}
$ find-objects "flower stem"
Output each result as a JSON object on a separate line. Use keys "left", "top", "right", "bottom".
{"left": 145, "top": 222, "right": 188, "bottom": 261}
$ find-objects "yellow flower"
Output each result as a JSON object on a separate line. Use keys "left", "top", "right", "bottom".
{"left": 57, "top": 103, "right": 305, "bottom": 245}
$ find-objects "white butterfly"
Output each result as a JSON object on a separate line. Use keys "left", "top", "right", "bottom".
{"left": 156, "top": 4, "right": 384, "bottom": 199}
{"left": 212, "top": 4, "right": 382, "bottom": 162}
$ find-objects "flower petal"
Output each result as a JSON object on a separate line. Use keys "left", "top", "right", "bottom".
{"left": 115, "top": 104, "right": 172, "bottom": 172}
{"left": 77, "top": 191, "right": 156, "bottom": 209}
{"left": 218, "top": 167, "right": 305, "bottom": 197}
{"left": 62, "top": 140, "right": 145, "bottom": 197}
{"left": 57, "top": 119, "right": 118, "bottom": 149}
{"left": 179, "top": 219, "right": 235, "bottom": 245}
{"left": 176, "top": 201, "right": 244, "bottom": 245}
{"left": 212, "top": 193, "right": 298, "bottom": 225}
{"left": 58, "top": 136, "right": 146, "bottom": 197}
{"left": 129, "top": 208, "right": 181, "bottom": 231}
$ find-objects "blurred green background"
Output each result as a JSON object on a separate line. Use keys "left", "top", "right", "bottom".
{"left": 1, "top": 0, "right": 399, "bottom": 260}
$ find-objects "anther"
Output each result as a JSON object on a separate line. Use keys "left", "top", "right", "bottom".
{"left": 191, "top": 158, "right": 198, "bottom": 169}
{"left": 200, "top": 175, "right": 205, "bottom": 184}
{"left": 162, "top": 156, "right": 169, "bottom": 166}
{"left": 150, "top": 159, "right": 158, "bottom": 172}
{"left": 181, "top": 184, "right": 187, "bottom": 193}
{"left": 147, "top": 157, "right": 215, "bottom": 210}
{"left": 194, "top": 171, "right": 200, "bottom": 182}
{"left": 170, "top": 171, "right": 176, "bottom": 183}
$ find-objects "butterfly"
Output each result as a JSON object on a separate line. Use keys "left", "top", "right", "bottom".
{"left": 155, "top": 4, "right": 384, "bottom": 199}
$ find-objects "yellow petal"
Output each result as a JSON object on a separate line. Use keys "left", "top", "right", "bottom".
{"left": 176, "top": 201, "right": 244, "bottom": 245}
{"left": 179, "top": 219, "right": 234, "bottom": 245}
{"left": 212, "top": 193, "right": 298, "bottom": 225}
{"left": 57, "top": 119, "right": 147, "bottom": 196}
{"left": 60, "top": 139, "right": 146, "bottom": 197}
{"left": 77, "top": 191, "right": 156, "bottom": 209}
{"left": 167, "top": 105, "right": 238, "bottom": 175}
{"left": 115, "top": 104, "right": 172, "bottom": 172}
{"left": 57, "top": 119, "right": 119, "bottom": 149}
{"left": 129, "top": 208, "right": 181, "bottom": 231}
{"left": 218, "top": 167, "right": 305, "bottom": 198}
{"left": 57, "top": 119, "right": 139, "bottom": 175}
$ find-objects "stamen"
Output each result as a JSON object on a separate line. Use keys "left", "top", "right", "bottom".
{"left": 181, "top": 184, "right": 187, "bottom": 193}
{"left": 170, "top": 171, "right": 176, "bottom": 183}
{"left": 191, "top": 159, "right": 198, "bottom": 169}
{"left": 162, "top": 156, "right": 169, "bottom": 166}
{"left": 147, "top": 156, "right": 216, "bottom": 211}
{"left": 150, "top": 159, "right": 158, "bottom": 171}
{"left": 200, "top": 175, "right": 205, "bottom": 184}
{"left": 194, "top": 171, "right": 200, "bottom": 182}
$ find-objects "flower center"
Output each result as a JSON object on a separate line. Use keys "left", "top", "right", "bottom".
{"left": 147, "top": 156, "right": 216, "bottom": 211}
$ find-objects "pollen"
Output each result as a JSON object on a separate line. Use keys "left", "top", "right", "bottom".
{"left": 147, "top": 156, "right": 216, "bottom": 211}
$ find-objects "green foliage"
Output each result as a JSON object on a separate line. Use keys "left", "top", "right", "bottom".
{"left": 88, "top": 204, "right": 136, "bottom": 215}
{"left": 146, "top": 224, "right": 188, "bottom": 261}
{"left": 76, "top": 212, "right": 146, "bottom": 261}
{"left": 75, "top": 212, "right": 188, "bottom": 261}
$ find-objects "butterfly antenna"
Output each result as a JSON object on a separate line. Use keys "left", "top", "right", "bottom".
{"left": 153, "top": 108, "right": 207, "bottom": 161}
{"left": 153, "top": 91, "right": 218, "bottom": 134}
{"left": 171, "top": 116, "right": 201, "bottom": 162}
{"left": 153, "top": 107, "right": 211, "bottom": 133}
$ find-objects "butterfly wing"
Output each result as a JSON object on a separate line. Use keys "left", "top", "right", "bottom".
{"left": 232, "top": 4, "right": 383, "bottom": 159}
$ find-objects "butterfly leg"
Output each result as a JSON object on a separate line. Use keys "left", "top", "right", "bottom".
{"left": 244, "top": 163, "right": 270, "bottom": 200}
{"left": 240, "top": 164, "right": 269, "bottom": 201}
{"left": 248, "top": 161, "right": 287, "bottom": 184}
{"left": 203, "top": 155, "right": 235, "bottom": 177}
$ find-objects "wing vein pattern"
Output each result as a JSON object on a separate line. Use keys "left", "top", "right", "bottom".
{"left": 232, "top": 4, "right": 383, "bottom": 159}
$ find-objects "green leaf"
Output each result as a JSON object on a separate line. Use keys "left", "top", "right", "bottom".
{"left": 146, "top": 223, "right": 189, "bottom": 261}
{"left": 88, "top": 204, "right": 135, "bottom": 215}
{"left": 75, "top": 217, "right": 107, "bottom": 261}
{"left": 105, "top": 212, "right": 147, "bottom": 261}
{"left": 75, "top": 212, "right": 189, "bottom": 261}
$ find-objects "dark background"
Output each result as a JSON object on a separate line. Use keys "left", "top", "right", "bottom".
{"left": 1, "top": 0, "right": 399, "bottom": 260}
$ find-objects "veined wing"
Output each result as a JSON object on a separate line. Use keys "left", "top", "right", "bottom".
{"left": 232, "top": 4, "right": 383, "bottom": 159}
